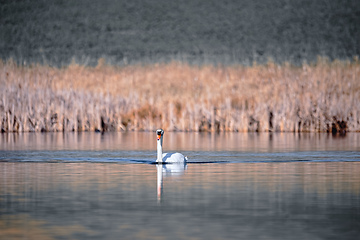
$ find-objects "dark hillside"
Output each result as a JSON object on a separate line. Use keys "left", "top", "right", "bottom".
{"left": 1, "top": 0, "right": 359, "bottom": 66}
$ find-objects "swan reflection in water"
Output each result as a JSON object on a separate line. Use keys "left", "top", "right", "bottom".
{"left": 157, "top": 163, "right": 187, "bottom": 203}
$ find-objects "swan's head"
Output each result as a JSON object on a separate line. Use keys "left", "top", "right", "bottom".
{"left": 156, "top": 129, "right": 164, "bottom": 141}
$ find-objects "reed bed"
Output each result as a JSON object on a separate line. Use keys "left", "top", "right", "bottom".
{"left": 1, "top": 58, "right": 359, "bottom": 132}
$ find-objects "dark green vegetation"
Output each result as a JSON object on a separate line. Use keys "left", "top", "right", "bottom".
{"left": 1, "top": 0, "right": 359, "bottom": 66}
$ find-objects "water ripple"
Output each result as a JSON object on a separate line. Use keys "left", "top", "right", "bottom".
{"left": 0, "top": 150, "right": 359, "bottom": 164}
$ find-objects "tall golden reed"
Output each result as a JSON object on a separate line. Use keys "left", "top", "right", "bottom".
{"left": 1, "top": 57, "right": 359, "bottom": 132}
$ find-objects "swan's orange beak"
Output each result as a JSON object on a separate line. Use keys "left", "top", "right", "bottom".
{"left": 157, "top": 134, "right": 161, "bottom": 140}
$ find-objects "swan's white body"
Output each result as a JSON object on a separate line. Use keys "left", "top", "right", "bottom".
{"left": 156, "top": 129, "right": 187, "bottom": 164}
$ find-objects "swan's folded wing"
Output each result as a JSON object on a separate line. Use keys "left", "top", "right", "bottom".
{"left": 162, "top": 152, "right": 186, "bottom": 163}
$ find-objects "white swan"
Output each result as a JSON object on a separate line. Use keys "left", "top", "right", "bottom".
{"left": 156, "top": 128, "right": 187, "bottom": 164}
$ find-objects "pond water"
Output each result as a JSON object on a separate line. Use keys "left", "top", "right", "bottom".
{"left": 0, "top": 132, "right": 360, "bottom": 239}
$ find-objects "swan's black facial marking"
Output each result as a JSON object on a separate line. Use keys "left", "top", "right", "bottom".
{"left": 156, "top": 129, "right": 164, "bottom": 140}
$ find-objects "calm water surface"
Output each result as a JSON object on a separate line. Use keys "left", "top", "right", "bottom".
{"left": 0, "top": 132, "right": 359, "bottom": 239}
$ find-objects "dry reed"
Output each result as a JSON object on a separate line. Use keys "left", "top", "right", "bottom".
{"left": 1, "top": 57, "right": 359, "bottom": 133}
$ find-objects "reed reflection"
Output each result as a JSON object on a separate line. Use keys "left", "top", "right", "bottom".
{"left": 157, "top": 163, "right": 187, "bottom": 203}
{"left": 2, "top": 132, "right": 360, "bottom": 152}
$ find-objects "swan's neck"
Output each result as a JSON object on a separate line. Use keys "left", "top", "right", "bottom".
{"left": 157, "top": 137, "right": 163, "bottom": 163}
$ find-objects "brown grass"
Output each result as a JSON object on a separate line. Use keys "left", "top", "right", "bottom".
{"left": 1, "top": 57, "right": 359, "bottom": 132}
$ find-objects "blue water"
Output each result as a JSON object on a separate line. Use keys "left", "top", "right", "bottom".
{"left": 0, "top": 132, "right": 359, "bottom": 239}
{"left": 1, "top": 149, "right": 360, "bottom": 164}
